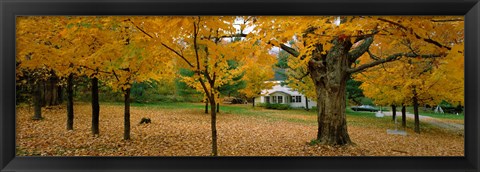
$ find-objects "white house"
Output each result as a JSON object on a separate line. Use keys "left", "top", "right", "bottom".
{"left": 254, "top": 81, "right": 317, "bottom": 109}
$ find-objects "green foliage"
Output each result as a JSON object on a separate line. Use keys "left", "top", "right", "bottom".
{"left": 175, "top": 68, "right": 203, "bottom": 102}
{"left": 273, "top": 50, "right": 290, "bottom": 81}
{"left": 276, "top": 50, "right": 290, "bottom": 69}
{"left": 130, "top": 80, "right": 178, "bottom": 103}
{"left": 259, "top": 103, "right": 291, "bottom": 110}
{"left": 308, "top": 139, "right": 321, "bottom": 146}
{"left": 218, "top": 60, "right": 246, "bottom": 97}
{"left": 360, "top": 97, "right": 374, "bottom": 106}
{"left": 346, "top": 78, "right": 366, "bottom": 105}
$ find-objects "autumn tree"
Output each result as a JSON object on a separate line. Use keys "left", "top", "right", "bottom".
{"left": 16, "top": 16, "right": 69, "bottom": 120}
{"left": 252, "top": 16, "right": 463, "bottom": 144}
{"left": 282, "top": 52, "right": 317, "bottom": 110}
{"left": 354, "top": 19, "right": 464, "bottom": 133}
{"left": 239, "top": 50, "right": 276, "bottom": 107}
{"left": 131, "top": 16, "right": 273, "bottom": 155}
{"left": 60, "top": 16, "right": 125, "bottom": 134}
{"left": 94, "top": 18, "right": 174, "bottom": 140}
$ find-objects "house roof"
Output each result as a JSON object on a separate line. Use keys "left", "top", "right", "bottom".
{"left": 267, "top": 91, "right": 292, "bottom": 96}
{"left": 261, "top": 81, "right": 303, "bottom": 96}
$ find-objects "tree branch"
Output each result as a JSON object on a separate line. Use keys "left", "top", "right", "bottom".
{"left": 348, "top": 36, "right": 374, "bottom": 61}
{"left": 218, "top": 33, "right": 247, "bottom": 39}
{"left": 160, "top": 43, "right": 194, "bottom": 68}
{"left": 274, "top": 42, "right": 299, "bottom": 57}
{"left": 347, "top": 52, "right": 443, "bottom": 74}
{"left": 193, "top": 18, "right": 201, "bottom": 71}
{"left": 377, "top": 18, "right": 452, "bottom": 50}
{"left": 127, "top": 18, "right": 195, "bottom": 68}
{"left": 292, "top": 71, "right": 310, "bottom": 82}
{"left": 126, "top": 19, "right": 154, "bottom": 39}
{"left": 431, "top": 19, "right": 463, "bottom": 22}
{"left": 353, "top": 30, "right": 379, "bottom": 43}
{"left": 366, "top": 49, "right": 380, "bottom": 61}
{"left": 80, "top": 65, "right": 112, "bottom": 75}
{"left": 112, "top": 69, "right": 120, "bottom": 82}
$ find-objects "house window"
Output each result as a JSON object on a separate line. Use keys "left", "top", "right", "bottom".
{"left": 265, "top": 96, "right": 270, "bottom": 103}
{"left": 296, "top": 96, "right": 302, "bottom": 103}
{"left": 272, "top": 96, "right": 277, "bottom": 103}
{"left": 291, "top": 96, "right": 302, "bottom": 103}
{"left": 278, "top": 96, "right": 283, "bottom": 103}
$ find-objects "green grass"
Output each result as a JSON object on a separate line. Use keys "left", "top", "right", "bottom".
{"left": 415, "top": 112, "right": 464, "bottom": 120}
{"left": 405, "top": 106, "right": 464, "bottom": 120}
{"left": 104, "top": 102, "right": 452, "bottom": 133}
{"left": 105, "top": 101, "right": 204, "bottom": 110}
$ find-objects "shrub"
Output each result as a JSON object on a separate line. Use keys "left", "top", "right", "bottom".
{"left": 259, "top": 103, "right": 291, "bottom": 110}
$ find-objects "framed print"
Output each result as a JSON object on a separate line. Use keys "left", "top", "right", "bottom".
{"left": 1, "top": 0, "right": 479, "bottom": 171}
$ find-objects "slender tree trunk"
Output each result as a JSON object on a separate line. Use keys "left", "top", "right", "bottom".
{"left": 44, "top": 75, "right": 58, "bottom": 106}
{"left": 401, "top": 105, "right": 406, "bottom": 128}
{"left": 57, "top": 85, "right": 63, "bottom": 104}
{"left": 205, "top": 99, "right": 208, "bottom": 114}
{"left": 391, "top": 104, "right": 397, "bottom": 121}
{"left": 40, "top": 81, "right": 46, "bottom": 107}
{"left": 91, "top": 77, "right": 100, "bottom": 135}
{"left": 412, "top": 87, "right": 420, "bottom": 133}
{"left": 124, "top": 87, "right": 131, "bottom": 140}
{"left": 50, "top": 77, "right": 58, "bottom": 106}
{"left": 66, "top": 74, "right": 74, "bottom": 130}
{"left": 216, "top": 103, "right": 219, "bottom": 113}
{"left": 308, "top": 41, "right": 352, "bottom": 145}
{"left": 52, "top": 78, "right": 59, "bottom": 105}
{"left": 305, "top": 96, "right": 309, "bottom": 111}
{"left": 32, "top": 81, "right": 42, "bottom": 120}
{"left": 210, "top": 99, "right": 218, "bottom": 156}
{"left": 252, "top": 98, "right": 255, "bottom": 107}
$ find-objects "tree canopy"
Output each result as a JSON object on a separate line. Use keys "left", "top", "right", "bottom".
{"left": 16, "top": 15, "right": 464, "bottom": 152}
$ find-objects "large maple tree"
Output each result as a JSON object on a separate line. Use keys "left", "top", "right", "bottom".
{"left": 251, "top": 16, "right": 464, "bottom": 145}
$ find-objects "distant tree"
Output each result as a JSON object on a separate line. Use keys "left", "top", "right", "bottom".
{"left": 346, "top": 78, "right": 365, "bottom": 105}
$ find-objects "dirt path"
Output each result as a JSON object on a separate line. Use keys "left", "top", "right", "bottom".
{"left": 382, "top": 111, "right": 464, "bottom": 135}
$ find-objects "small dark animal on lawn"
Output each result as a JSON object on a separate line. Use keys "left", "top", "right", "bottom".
{"left": 139, "top": 117, "right": 151, "bottom": 124}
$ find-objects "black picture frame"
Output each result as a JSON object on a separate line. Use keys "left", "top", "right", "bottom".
{"left": 1, "top": 0, "right": 479, "bottom": 172}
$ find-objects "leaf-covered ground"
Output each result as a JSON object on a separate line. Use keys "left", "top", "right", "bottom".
{"left": 16, "top": 103, "right": 464, "bottom": 156}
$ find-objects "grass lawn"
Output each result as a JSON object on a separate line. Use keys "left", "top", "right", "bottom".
{"left": 16, "top": 102, "right": 464, "bottom": 156}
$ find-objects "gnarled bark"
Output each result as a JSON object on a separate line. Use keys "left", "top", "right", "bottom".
{"left": 308, "top": 39, "right": 352, "bottom": 145}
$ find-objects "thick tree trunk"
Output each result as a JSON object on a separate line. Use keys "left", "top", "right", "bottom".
{"left": 401, "top": 105, "right": 406, "bottom": 128}
{"left": 205, "top": 99, "right": 208, "bottom": 114}
{"left": 210, "top": 99, "right": 218, "bottom": 156}
{"left": 412, "top": 87, "right": 420, "bottom": 133}
{"left": 308, "top": 40, "right": 352, "bottom": 145}
{"left": 32, "top": 81, "right": 42, "bottom": 120}
{"left": 305, "top": 96, "right": 309, "bottom": 111}
{"left": 124, "top": 87, "right": 131, "bottom": 140}
{"left": 91, "top": 77, "right": 100, "bottom": 135}
{"left": 391, "top": 105, "right": 397, "bottom": 121}
{"left": 66, "top": 74, "right": 74, "bottom": 130}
